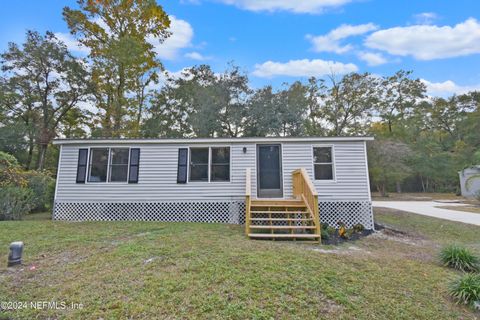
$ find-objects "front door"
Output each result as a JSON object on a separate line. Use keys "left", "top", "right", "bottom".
{"left": 257, "top": 144, "right": 283, "bottom": 198}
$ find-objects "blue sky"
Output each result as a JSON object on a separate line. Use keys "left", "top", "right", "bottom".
{"left": 1, "top": 0, "right": 480, "bottom": 96}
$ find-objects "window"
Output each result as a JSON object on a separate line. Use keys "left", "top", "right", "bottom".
{"left": 187, "top": 146, "right": 231, "bottom": 182}
{"left": 109, "top": 148, "right": 129, "bottom": 182}
{"left": 211, "top": 147, "right": 230, "bottom": 181}
{"left": 81, "top": 147, "right": 139, "bottom": 184}
{"left": 190, "top": 148, "right": 209, "bottom": 181}
{"left": 313, "top": 147, "right": 334, "bottom": 180}
{"left": 88, "top": 148, "right": 109, "bottom": 182}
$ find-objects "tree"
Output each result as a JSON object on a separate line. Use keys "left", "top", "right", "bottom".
{"left": 144, "top": 64, "right": 250, "bottom": 138}
{"left": 322, "top": 73, "right": 378, "bottom": 136}
{"left": 377, "top": 70, "right": 426, "bottom": 133}
{"left": 368, "top": 139, "right": 412, "bottom": 196}
{"left": 304, "top": 77, "right": 327, "bottom": 136}
{"left": 0, "top": 76, "right": 38, "bottom": 168}
{"left": 244, "top": 86, "right": 278, "bottom": 136}
{"left": 1, "top": 31, "right": 91, "bottom": 170}
{"left": 245, "top": 82, "right": 309, "bottom": 137}
{"left": 63, "top": 0, "right": 171, "bottom": 137}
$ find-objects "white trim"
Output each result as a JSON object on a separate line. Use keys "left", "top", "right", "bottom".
{"left": 187, "top": 145, "right": 232, "bottom": 183}
{"left": 255, "top": 143, "right": 284, "bottom": 198}
{"left": 53, "top": 145, "right": 62, "bottom": 205}
{"left": 86, "top": 147, "right": 130, "bottom": 184}
{"left": 53, "top": 136, "right": 374, "bottom": 145}
{"left": 312, "top": 144, "right": 336, "bottom": 182}
{"left": 108, "top": 147, "right": 131, "bottom": 183}
{"left": 363, "top": 141, "right": 372, "bottom": 200}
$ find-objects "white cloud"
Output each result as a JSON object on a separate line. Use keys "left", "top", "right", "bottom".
{"left": 413, "top": 12, "right": 438, "bottom": 25}
{"left": 150, "top": 16, "right": 194, "bottom": 60}
{"left": 365, "top": 18, "right": 480, "bottom": 60}
{"left": 252, "top": 59, "right": 358, "bottom": 78}
{"left": 307, "top": 23, "right": 378, "bottom": 53}
{"left": 184, "top": 51, "right": 211, "bottom": 61}
{"left": 357, "top": 51, "right": 387, "bottom": 66}
{"left": 422, "top": 79, "right": 480, "bottom": 96}
{"left": 217, "top": 0, "right": 352, "bottom": 14}
{"left": 54, "top": 32, "right": 90, "bottom": 55}
{"left": 55, "top": 16, "right": 194, "bottom": 60}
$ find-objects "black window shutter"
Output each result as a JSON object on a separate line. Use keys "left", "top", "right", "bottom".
{"left": 128, "top": 148, "right": 140, "bottom": 183}
{"left": 177, "top": 148, "right": 188, "bottom": 183}
{"left": 76, "top": 149, "right": 88, "bottom": 183}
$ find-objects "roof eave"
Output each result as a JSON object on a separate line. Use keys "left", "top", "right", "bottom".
{"left": 52, "top": 136, "right": 374, "bottom": 145}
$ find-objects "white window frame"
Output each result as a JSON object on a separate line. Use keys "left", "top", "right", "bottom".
{"left": 188, "top": 146, "right": 210, "bottom": 183}
{"left": 187, "top": 145, "right": 232, "bottom": 183}
{"left": 108, "top": 147, "right": 131, "bottom": 183}
{"left": 85, "top": 147, "right": 131, "bottom": 184}
{"left": 312, "top": 144, "right": 336, "bottom": 182}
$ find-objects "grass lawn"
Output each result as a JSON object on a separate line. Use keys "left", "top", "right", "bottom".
{"left": 435, "top": 205, "right": 480, "bottom": 214}
{"left": 1, "top": 210, "right": 479, "bottom": 319}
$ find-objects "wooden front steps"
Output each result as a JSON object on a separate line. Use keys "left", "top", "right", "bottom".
{"left": 245, "top": 168, "right": 321, "bottom": 242}
{"left": 248, "top": 233, "right": 319, "bottom": 239}
{"left": 246, "top": 198, "right": 320, "bottom": 241}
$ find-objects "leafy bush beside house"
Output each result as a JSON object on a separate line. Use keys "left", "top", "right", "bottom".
{"left": 24, "top": 171, "right": 55, "bottom": 212}
{"left": 0, "top": 151, "right": 54, "bottom": 220}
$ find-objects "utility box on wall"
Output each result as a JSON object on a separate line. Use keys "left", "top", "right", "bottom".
{"left": 459, "top": 166, "right": 480, "bottom": 198}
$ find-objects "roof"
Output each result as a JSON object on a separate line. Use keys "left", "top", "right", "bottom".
{"left": 52, "top": 136, "right": 374, "bottom": 145}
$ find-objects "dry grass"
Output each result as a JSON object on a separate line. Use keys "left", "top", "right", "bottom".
{"left": 435, "top": 205, "right": 480, "bottom": 214}
{"left": 0, "top": 209, "right": 479, "bottom": 319}
{"left": 372, "top": 192, "right": 463, "bottom": 201}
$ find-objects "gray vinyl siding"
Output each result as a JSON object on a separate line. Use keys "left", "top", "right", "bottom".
{"left": 55, "top": 140, "right": 370, "bottom": 202}
{"left": 282, "top": 142, "right": 370, "bottom": 200}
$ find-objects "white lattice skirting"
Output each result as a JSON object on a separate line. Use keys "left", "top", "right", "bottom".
{"left": 53, "top": 200, "right": 374, "bottom": 229}
{"left": 319, "top": 200, "right": 374, "bottom": 229}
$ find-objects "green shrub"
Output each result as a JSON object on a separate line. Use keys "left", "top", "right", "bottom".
{"left": 353, "top": 223, "right": 365, "bottom": 233}
{"left": 449, "top": 273, "right": 480, "bottom": 305}
{"left": 320, "top": 223, "right": 330, "bottom": 240}
{"left": 0, "top": 186, "right": 35, "bottom": 220}
{"left": 440, "top": 244, "right": 480, "bottom": 272}
{"left": 0, "top": 151, "right": 19, "bottom": 167}
{"left": 0, "top": 152, "right": 55, "bottom": 218}
{"left": 25, "top": 171, "right": 55, "bottom": 211}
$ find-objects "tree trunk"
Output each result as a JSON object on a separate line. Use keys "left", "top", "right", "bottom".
{"left": 381, "top": 183, "right": 387, "bottom": 197}
{"left": 25, "top": 137, "right": 34, "bottom": 170}
{"left": 395, "top": 181, "right": 402, "bottom": 193}
{"left": 37, "top": 143, "right": 48, "bottom": 170}
{"left": 420, "top": 175, "right": 426, "bottom": 192}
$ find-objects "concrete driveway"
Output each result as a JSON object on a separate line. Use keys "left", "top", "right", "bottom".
{"left": 372, "top": 201, "right": 480, "bottom": 226}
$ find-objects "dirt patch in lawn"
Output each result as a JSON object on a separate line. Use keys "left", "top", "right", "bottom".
{"left": 371, "top": 224, "right": 428, "bottom": 247}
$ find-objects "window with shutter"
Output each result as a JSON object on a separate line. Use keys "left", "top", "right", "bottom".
{"left": 128, "top": 148, "right": 140, "bottom": 183}
{"left": 76, "top": 149, "right": 88, "bottom": 183}
{"left": 177, "top": 148, "right": 188, "bottom": 183}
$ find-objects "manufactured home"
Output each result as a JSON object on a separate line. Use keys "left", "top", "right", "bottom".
{"left": 53, "top": 136, "right": 374, "bottom": 240}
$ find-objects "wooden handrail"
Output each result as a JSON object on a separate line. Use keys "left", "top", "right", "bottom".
{"left": 245, "top": 168, "right": 252, "bottom": 235}
{"left": 245, "top": 168, "right": 251, "bottom": 197}
{"left": 292, "top": 168, "right": 321, "bottom": 240}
